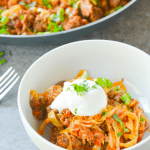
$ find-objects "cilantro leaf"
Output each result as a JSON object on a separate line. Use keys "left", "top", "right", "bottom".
{"left": 124, "top": 128, "right": 129, "bottom": 132}
{"left": 75, "top": 108, "right": 77, "bottom": 114}
{"left": 101, "top": 111, "right": 108, "bottom": 116}
{"left": 57, "top": 8, "right": 65, "bottom": 22}
{"left": 113, "top": 114, "right": 124, "bottom": 129}
{"left": 127, "top": 108, "right": 132, "bottom": 112}
{"left": 72, "top": 3, "right": 79, "bottom": 9}
{"left": 116, "top": 85, "right": 120, "bottom": 91}
{"left": 121, "top": 93, "right": 131, "bottom": 105}
{"left": 42, "top": 0, "right": 49, "bottom": 5}
{"left": 116, "top": 5, "right": 122, "bottom": 11}
{"left": 67, "top": 81, "right": 97, "bottom": 96}
{"left": 0, "top": 51, "right": 3, "bottom": 58}
{"left": 104, "top": 142, "right": 108, "bottom": 146}
{"left": 117, "top": 132, "right": 122, "bottom": 137}
{"left": 140, "top": 117, "right": 145, "bottom": 122}
{"left": 91, "top": 85, "right": 97, "bottom": 89}
{"left": 0, "top": 10, "right": 4, "bottom": 14}
{"left": 95, "top": 78, "right": 112, "bottom": 88}
{"left": 0, "top": 59, "right": 6, "bottom": 65}
{"left": 20, "top": 15, "right": 24, "bottom": 20}
{"left": 1, "top": 16, "right": 9, "bottom": 24}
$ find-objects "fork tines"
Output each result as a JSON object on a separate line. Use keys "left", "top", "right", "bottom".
{"left": 0, "top": 67, "right": 20, "bottom": 100}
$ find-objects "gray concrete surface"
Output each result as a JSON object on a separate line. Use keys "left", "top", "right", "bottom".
{"left": 0, "top": 0, "right": 150, "bottom": 149}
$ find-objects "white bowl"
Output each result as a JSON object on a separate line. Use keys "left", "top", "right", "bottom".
{"left": 18, "top": 40, "right": 150, "bottom": 150}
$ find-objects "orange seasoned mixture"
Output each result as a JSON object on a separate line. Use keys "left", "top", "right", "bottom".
{"left": 0, "top": 0, "right": 130, "bottom": 35}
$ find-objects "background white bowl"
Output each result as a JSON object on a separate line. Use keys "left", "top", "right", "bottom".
{"left": 18, "top": 40, "right": 150, "bottom": 150}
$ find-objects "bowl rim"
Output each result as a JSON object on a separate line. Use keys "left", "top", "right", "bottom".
{"left": 2, "top": 0, "right": 136, "bottom": 38}
{"left": 18, "top": 39, "right": 150, "bottom": 150}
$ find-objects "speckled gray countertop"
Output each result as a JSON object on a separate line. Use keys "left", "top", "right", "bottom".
{"left": 0, "top": 0, "right": 150, "bottom": 149}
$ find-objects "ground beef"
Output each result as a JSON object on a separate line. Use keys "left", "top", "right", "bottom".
{"left": 109, "top": 0, "right": 120, "bottom": 8}
{"left": 8, "top": 0, "right": 18, "bottom": 8}
{"left": 50, "top": 127, "right": 60, "bottom": 144}
{"left": 80, "top": 0, "right": 104, "bottom": 22}
{"left": 62, "top": 16, "right": 88, "bottom": 30}
{"left": 107, "top": 90, "right": 115, "bottom": 99}
{"left": 70, "top": 135, "right": 83, "bottom": 150}
{"left": 0, "top": 0, "right": 8, "bottom": 6}
{"left": 113, "top": 92, "right": 123, "bottom": 102}
{"left": 57, "top": 133, "right": 69, "bottom": 148}
{"left": 56, "top": 80, "right": 66, "bottom": 87}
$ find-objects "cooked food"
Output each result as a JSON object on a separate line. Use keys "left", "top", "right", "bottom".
{"left": 30, "top": 70, "right": 149, "bottom": 150}
{"left": 0, "top": 0, "right": 130, "bottom": 35}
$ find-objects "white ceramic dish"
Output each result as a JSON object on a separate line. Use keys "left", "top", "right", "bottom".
{"left": 18, "top": 40, "right": 150, "bottom": 150}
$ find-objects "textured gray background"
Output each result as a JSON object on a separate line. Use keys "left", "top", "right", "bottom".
{"left": 0, "top": 0, "right": 150, "bottom": 149}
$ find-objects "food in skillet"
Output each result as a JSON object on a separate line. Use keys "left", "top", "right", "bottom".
{"left": 0, "top": 0, "right": 130, "bottom": 35}
{"left": 30, "top": 70, "right": 149, "bottom": 150}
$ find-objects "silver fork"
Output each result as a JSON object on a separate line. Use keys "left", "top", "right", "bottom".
{"left": 0, "top": 67, "right": 20, "bottom": 100}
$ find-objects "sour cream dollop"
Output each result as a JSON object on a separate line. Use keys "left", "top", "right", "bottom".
{"left": 51, "top": 79, "right": 107, "bottom": 116}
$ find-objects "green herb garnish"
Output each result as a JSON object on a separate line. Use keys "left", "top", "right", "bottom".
{"left": 59, "top": 25, "right": 64, "bottom": 31}
{"left": 127, "top": 108, "right": 132, "bottom": 112}
{"left": 116, "top": 85, "right": 120, "bottom": 91}
{"left": 70, "top": 83, "right": 90, "bottom": 96}
{"left": 75, "top": 108, "right": 77, "bottom": 114}
{"left": 9, "top": 51, "right": 12, "bottom": 56}
{"left": 67, "top": 82, "right": 97, "bottom": 96}
{"left": 83, "top": 80, "right": 87, "bottom": 82}
{"left": 104, "top": 142, "right": 108, "bottom": 146}
{"left": 124, "top": 128, "right": 129, "bottom": 132}
{"left": 0, "top": 10, "right": 4, "bottom": 14}
{"left": 42, "top": 0, "right": 52, "bottom": 9}
{"left": 72, "top": 2, "right": 79, "bottom": 9}
{"left": 116, "top": 5, "right": 122, "bottom": 11}
{"left": 0, "top": 51, "right": 3, "bottom": 58}
{"left": 0, "top": 28, "right": 10, "bottom": 34}
{"left": 95, "top": 78, "right": 112, "bottom": 88}
{"left": 117, "top": 132, "right": 122, "bottom": 137}
{"left": 47, "top": 22, "right": 59, "bottom": 32}
{"left": 20, "top": 15, "right": 24, "bottom": 20}
{"left": 90, "top": 0, "right": 97, "bottom": 5}
{"left": 1, "top": 16, "right": 9, "bottom": 24}
{"left": 140, "top": 117, "right": 145, "bottom": 122}
{"left": 91, "top": 85, "right": 97, "bottom": 89}
{"left": 50, "top": 14, "right": 60, "bottom": 22}
{"left": 101, "top": 111, "right": 108, "bottom": 116}
{"left": 67, "top": 87, "right": 71, "bottom": 91}
{"left": 0, "top": 59, "right": 6, "bottom": 65}
{"left": 47, "top": 4, "right": 52, "bottom": 9}
{"left": 121, "top": 93, "right": 131, "bottom": 105}
{"left": 34, "top": 29, "right": 37, "bottom": 33}
{"left": 57, "top": 8, "right": 65, "bottom": 22}
{"left": 113, "top": 114, "right": 124, "bottom": 129}
{"left": 42, "top": 0, "right": 49, "bottom": 5}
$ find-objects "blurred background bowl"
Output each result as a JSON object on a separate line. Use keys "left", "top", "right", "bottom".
{"left": 1, "top": 0, "right": 137, "bottom": 45}
{"left": 18, "top": 40, "right": 150, "bottom": 150}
